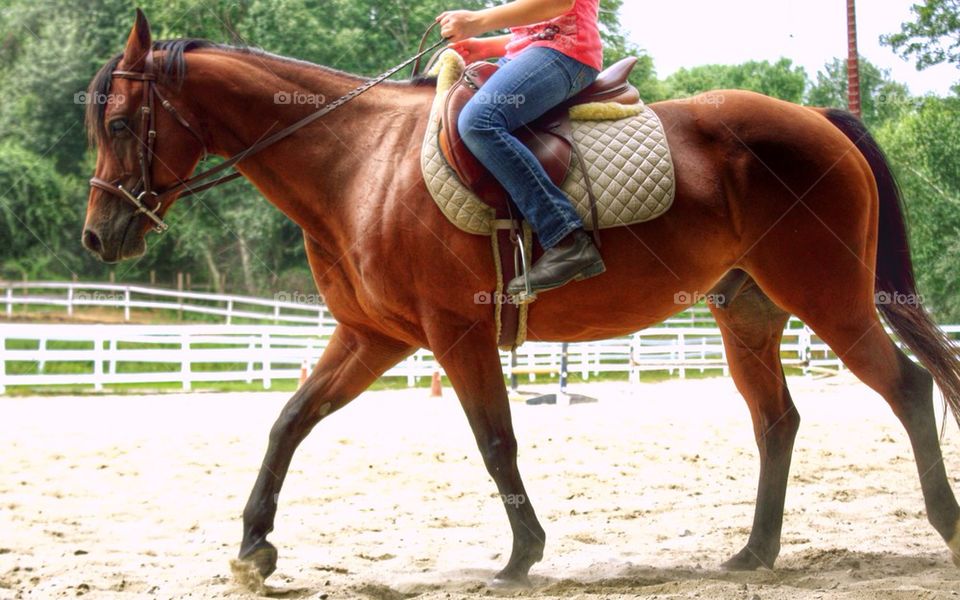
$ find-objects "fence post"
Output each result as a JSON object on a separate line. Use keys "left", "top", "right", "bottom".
{"left": 261, "top": 332, "right": 271, "bottom": 390}
{"left": 246, "top": 340, "right": 255, "bottom": 384}
{"left": 123, "top": 287, "right": 131, "bottom": 321}
{"left": 67, "top": 285, "right": 74, "bottom": 318}
{"left": 5, "top": 286, "right": 12, "bottom": 318}
{"left": 177, "top": 273, "right": 184, "bottom": 320}
{"left": 0, "top": 328, "right": 6, "bottom": 394}
{"left": 93, "top": 334, "right": 104, "bottom": 392}
{"left": 226, "top": 299, "right": 234, "bottom": 325}
{"left": 679, "top": 332, "right": 686, "bottom": 379}
{"left": 407, "top": 352, "right": 416, "bottom": 387}
{"left": 38, "top": 337, "right": 46, "bottom": 372}
{"left": 721, "top": 336, "right": 729, "bottom": 376}
{"left": 106, "top": 338, "right": 114, "bottom": 376}
{"left": 181, "top": 333, "right": 191, "bottom": 391}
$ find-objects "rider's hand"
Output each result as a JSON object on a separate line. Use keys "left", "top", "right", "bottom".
{"left": 448, "top": 38, "right": 494, "bottom": 63}
{"left": 436, "top": 10, "right": 487, "bottom": 43}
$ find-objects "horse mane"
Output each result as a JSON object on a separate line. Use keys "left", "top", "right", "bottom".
{"left": 85, "top": 38, "right": 437, "bottom": 147}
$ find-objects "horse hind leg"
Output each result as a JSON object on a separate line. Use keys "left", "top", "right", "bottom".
{"left": 746, "top": 257, "right": 960, "bottom": 565}
{"left": 806, "top": 310, "right": 960, "bottom": 562}
{"left": 711, "top": 279, "right": 799, "bottom": 570}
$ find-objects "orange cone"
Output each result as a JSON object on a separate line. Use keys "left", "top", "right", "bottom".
{"left": 430, "top": 370, "right": 442, "bottom": 397}
{"left": 299, "top": 359, "right": 309, "bottom": 388}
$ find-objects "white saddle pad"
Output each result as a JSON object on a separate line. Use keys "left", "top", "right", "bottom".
{"left": 420, "top": 51, "right": 677, "bottom": 236}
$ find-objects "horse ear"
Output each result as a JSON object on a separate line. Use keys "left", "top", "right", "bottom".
{"left": 121, "top": 8, "right": 152, "bottom": 71}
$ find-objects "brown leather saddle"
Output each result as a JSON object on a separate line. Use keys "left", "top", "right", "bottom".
{"left": 435, "top": 57, "right": 642, "bottom": 351}
{"left": 439, "top": 56, "right": 641, "bottom": 213}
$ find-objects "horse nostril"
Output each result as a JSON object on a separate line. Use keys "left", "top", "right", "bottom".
{"left": 82, "top": 229, "right": 103, "bottom": 255}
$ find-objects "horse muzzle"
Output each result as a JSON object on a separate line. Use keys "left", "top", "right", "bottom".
{"left": 82, "top": 214, "right": 148, "bottom": 264}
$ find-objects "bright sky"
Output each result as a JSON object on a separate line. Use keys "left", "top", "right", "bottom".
{"left": 620, "top": 0, "right": 959, "bottom": 95}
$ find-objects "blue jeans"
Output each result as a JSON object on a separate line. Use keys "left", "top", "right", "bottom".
{"left": 458, "top": 47, "right": 599, "bottom": 249}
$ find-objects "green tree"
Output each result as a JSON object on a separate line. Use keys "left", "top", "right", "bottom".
{"left": 882, "top": 0, "right": 960, "bottom": 70}
{"left": 807, "top": 57, "right": 913, "bottom": 128}
{"left": 877, "top": 94, "right": 960, "bottom": 321}
{"left": 0, "top": 141, "right": 91, "bottom": 279}
{"left": 662, "top": 58, "right": 808, "bottom": 103}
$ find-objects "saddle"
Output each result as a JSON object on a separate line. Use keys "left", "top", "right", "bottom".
{"left": 435, "top": 57, "right": 642, "bottom": 351}
{"left": 439, "top": 57, "right": 641, "bottom": 214}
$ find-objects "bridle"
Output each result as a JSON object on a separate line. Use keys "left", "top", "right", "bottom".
{"left": 90, "top": 25, "right": 447, "bottom": 234}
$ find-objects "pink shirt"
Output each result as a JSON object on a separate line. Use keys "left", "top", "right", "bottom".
{"left": 504, "top": 0, "right": 603, "bottom": 71}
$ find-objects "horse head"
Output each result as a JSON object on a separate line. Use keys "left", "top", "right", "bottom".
{"left": 83, "top": 9, "right": 207, "bottom": 263}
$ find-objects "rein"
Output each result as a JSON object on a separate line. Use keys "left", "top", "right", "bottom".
{"left": 90, "top": 24, "right": 447, "bottom": 234}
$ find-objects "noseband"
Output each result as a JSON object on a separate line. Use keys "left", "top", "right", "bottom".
{"left": 89, "top": 26, "right": 447, "bottom": 235}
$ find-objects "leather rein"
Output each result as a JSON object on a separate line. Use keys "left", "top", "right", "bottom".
{"left": 90, "top": 25, "right": 447, "bottom": 234}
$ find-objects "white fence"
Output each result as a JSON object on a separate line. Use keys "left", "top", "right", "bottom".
{"left": 0, "top": 323, "right": 800, "bottom": 394}
{"left": 1, "top": 282, "right": 958, "bottom": 394}
{"left": 0, "top": 321, "right": 865, "bottom": 394}
{"left": 1, "top": 281, "right": 336, "bottom": 326}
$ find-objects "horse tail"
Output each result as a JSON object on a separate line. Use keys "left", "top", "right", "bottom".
{"left": 820, "top": 107, "right": 960, "bottom": 430}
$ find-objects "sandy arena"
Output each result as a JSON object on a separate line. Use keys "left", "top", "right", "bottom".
{"left": 3, "top": 375, "right": 960, "bottom": 599}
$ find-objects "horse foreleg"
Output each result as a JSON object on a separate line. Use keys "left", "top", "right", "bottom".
{"left": 432, "top": 326, "right": 545, "bottom": 587}
{"left": 711, "top": 281, "right": 798, "bottom": 570}
{"left": 231, "top": 326, "right": 412, "bottom": 590}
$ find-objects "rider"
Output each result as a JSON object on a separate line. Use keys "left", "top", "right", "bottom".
{"left": 437, "top": 0, "right": 605, "bottom": 298}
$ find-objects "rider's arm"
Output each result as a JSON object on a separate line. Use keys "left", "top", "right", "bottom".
{"left": 475, "top": 0, "right": 576, "bottom": 31}
{"left": 477, "top": 34, "right": 512, "bottom": 58}
{"left": 438, "top": 0, "right": 576, "bottom": 42}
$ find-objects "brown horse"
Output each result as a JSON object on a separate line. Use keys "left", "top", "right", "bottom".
{"left": 83, "top": 11, "right": 960, "bottom": 587}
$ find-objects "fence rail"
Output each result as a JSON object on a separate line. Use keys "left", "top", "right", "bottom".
{"left": 2, "top": 282, "right": 958, "bottom": 394}
{"left": 1, "top": 281, "right": 337, "bottom": 327}
{"left": 6, "top": 322, "right": 944, "bottom": 395}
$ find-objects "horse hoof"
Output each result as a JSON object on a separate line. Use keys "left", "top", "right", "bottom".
{"left": 949, "top": 524, "right": 960, "bottom": 568}
{"left": 230, "top": 544, "right": 278, "bottom": 593}
{"left": 490, "top": 574, "right": 531, "bottom": 590}
{"left": 721, "top": 547, "right": 772, "bottom": 571}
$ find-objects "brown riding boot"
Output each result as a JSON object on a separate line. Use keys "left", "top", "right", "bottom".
{"left": 507, "top": 229, "right": 605, "bottom": 301}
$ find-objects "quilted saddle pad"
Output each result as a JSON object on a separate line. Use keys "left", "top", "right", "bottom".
{"left": 420, "top": 53, "right": 677, "bottom": 236}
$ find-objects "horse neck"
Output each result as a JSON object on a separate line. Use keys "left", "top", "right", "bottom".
{"left": 178, "top": 49, "right": 429, "bottom": 244}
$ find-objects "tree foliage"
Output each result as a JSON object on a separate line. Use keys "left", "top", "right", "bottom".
{"left": 877, "top": 94, "right": 960, "bottom": 321}
{"left": 807, "top": 57, "right": 913, "bottom": 128}
{"left": 662, "top": 58, "right": 807, "bottom": 103}
{"left": 882, "top": 0, "right": 960, "bottom": 70}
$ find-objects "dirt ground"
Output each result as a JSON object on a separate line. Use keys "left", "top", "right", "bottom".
{"left": 3, "top": 375, "right": 960, "bottom": 599}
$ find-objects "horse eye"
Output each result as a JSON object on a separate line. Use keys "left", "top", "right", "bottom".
{"left": 108, "top": 119, "right": 129, "bottom": 136}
